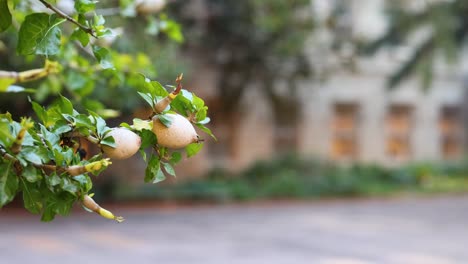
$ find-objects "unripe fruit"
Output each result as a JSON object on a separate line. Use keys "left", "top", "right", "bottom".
{"left": 152, "top": 114, "right": 199, "bottom": 149}
{"left": 82, "top": 195, "right": 125, "bottom": 222}
{"left": 136, "top": 0, "right": 166, "bottom": 14}
{"left": 67, "top": 165, "right": 86, "bottom": 176}
{"left": 82, "top": 195, "right": 99, "bottom": 212}
{"left": 101, "top": 128, "right": 142, "bottom": 160}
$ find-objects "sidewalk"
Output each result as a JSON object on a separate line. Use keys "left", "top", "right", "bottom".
{"left": 1, "top": 195, "right": 467, "bottom": 264}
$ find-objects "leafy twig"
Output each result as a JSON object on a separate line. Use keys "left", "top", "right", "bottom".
{"left": 38, "top": 0, "right": 97, "bottom": 38}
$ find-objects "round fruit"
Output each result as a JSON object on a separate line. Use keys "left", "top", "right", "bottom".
{"left": 136, "top": 0, "right": 166, "bottom": 14}
{"left": 101, "top": 128, "right": 141, "bottom": 159}
{"left": 152, "top": 113, "right": 199, "bottom": 149}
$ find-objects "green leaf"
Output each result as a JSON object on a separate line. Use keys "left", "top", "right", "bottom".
{"left": 101, "top": 135, "right": 116, "bottom": 148}
{"left": 186, "top": 143, "right": 203, "bottom": 158}
{"left": 139, "top": 129, "right": 157, "bottom": 149}
{"left": 46, "top": 173, "right": 61, "bottom": 187}
{"left": 150, "top": 81, "right": 169, "bottom": 97}
{"left": 196, "top": 124, "right": 217, "bottom": 141}
{"left": 30, "top": 100, "right": 48, "bottom": 124}
{"left": 92, "top": 45, "right": 114, "bottom": 69}
{"left": 74, "top": 114, "right": 94, "bottom": 129}
{"left": 159, "top": 16, "right": 184, "bottom": 43}
{"left": 158, "top": 114, "right": 173, "bottom": 128}
{"left": 162, "top": 162, "right": 176, "bottom": 177}
{"left": 0, "top": 77, "right": 15, "bottom": 92}
{"left": 73, "top": 175, "right": 93, "bottom": 192}
{"left": 53, "top": 149, "right": 65, "bottom": 167}
{"left": 0, "top": 0, "right": 11, "bottom": 32}
{"left": 40, "top": 125, "right": 60, "bottom": 146}
{"left": 56, "top": 95, "right": 74, "bottom": 115}
{"left": 137, "top": 92, "right": 155, "bottom": 107}
{"left": 144, "top": 154, "right": 160, "bottom": 183}
{"left": 41, "top": 192, "right": 75, "bottom": 221}
{"left": 170, "top": 94, "right": 191, "bottom": 116}
{"left": 196, "top": 107, "right": 207, "bottom": 122}
{"left": 17, "top": 13, "right": 65, "bottom": 56}
{"left": 91, "top": 115, "right": 108, "bottom": 137}
{"left": 53, "top": 122, "right": 72, "bottom": 135}
{"left": 132, "top": 118, "right": 152, "bottom": 131}
{"left": 71, "top": 28, "right": 90, "bottom": 46}
{"left": 180, "top": 89, "right": 193, "bottom": 102}
{"left": 22, "top": 166, "right": 41, "bottom": 183}
{"left": 75, "top": 0, "right": 97, "bottom": 14}
{"left": 170, "top": 151, "right": 182, "bottom": 164}
{"left": 20, "top": 146, "right": 43, "bottom": 164}
{"left": 192, "top": 94, "right": 205, "bottom": 110}
{"left": 153, "top": 168, "right": 166, "bottom": 184}
{"left": 0, "top": 161, "right": 19, "bottom": 207}
{"left": 0, "top": 121, "right": 14, "bottom": 147}
{"left": 83, "top": 98, "right": 105, "bottom": 111}
{"left": 61, "top": 177, "right": 78, "bottom": 195}
{"left": 93, "top": 13, "right": 105, "bottom": 26}
{"left": 21, "top": 179, "right": 42, "bottom": 214}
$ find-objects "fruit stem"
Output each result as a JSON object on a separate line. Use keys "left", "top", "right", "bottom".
{"left": 152, "top": 73, "right": 185, "bottom": 115}
{"left": 173, "top": 73, "right": 183, "bottom": 95}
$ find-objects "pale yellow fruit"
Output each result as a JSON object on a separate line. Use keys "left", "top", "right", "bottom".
{"left": 101, "top": 128, "right": 141, "bottom": 159}
{"left": 136, "top": 0, "right": 166, "bottom": 14}
{"left": 152, "top": 113, "right": 199, "bottom": 149}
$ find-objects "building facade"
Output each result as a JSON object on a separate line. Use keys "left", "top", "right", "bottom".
{"left": 182, "top": 0, "right": 468, "bottom": 176}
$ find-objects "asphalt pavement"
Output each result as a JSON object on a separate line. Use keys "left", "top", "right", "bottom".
{"left": 1, "top": 195, "right": 468, "bottom": 264}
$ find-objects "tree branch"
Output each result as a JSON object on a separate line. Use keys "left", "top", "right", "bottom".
{"left": 0, "top": 146, "right": 61, "bottom": 174}
{"left": 0, "top": 61, "right": 59, "bottom": 82}
{"left": 65, "top": 131, "right": 100, "bottom": 145}
{"left": 38, "top": 0, "right": 97, "bottom": 38}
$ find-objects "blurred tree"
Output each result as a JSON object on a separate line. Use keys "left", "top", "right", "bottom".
{"left": 363, "top": 0, "right": 468, "bottom": 88}
{"left": 171, "top": 0, "right": 314, "bottom": 126}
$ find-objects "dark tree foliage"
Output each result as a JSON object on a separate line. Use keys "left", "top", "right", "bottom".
{"left": 363, "top": 0, "right": 468, "bottom": 88}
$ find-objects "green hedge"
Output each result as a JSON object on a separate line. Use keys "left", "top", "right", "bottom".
{"left": 113, "top": 154, "right": 468, "bottom": 202}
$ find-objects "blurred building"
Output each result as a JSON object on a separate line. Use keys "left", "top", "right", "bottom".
{"left": 173, "top": 0, "right": 468, "bottom": 177}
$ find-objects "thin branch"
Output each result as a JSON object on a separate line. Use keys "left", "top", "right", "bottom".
{"left": 0, "top": 147, "right": 17, "bottom": 163}
{"left": 38, "top": 0, "right": 97, "bottom": 38}
{"left": 0, "top": 146, "right": 60, "bottom": 174}
{"left": 0, "top": 61, "right": 59, "bottom": 83}
{"left": 65, "top": 131, "right": 100, "bottom": 145}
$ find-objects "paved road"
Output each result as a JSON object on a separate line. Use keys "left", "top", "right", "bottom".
{"left": 1, "top": 195, "right": 468, "bottom": 264}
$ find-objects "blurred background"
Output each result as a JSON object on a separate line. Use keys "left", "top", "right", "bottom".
{"left": 2, "top": 0, "right": 468, "bottom": 263}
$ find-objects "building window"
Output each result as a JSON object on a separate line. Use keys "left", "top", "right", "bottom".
{"left": 439, "top": 105, "right": 462, "bottom": 159}
{"left": 386, "top": 104, "right": 412, "bottom": 161}
{"left": 331, "top": 103, "right": 359, "bottom": 160}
